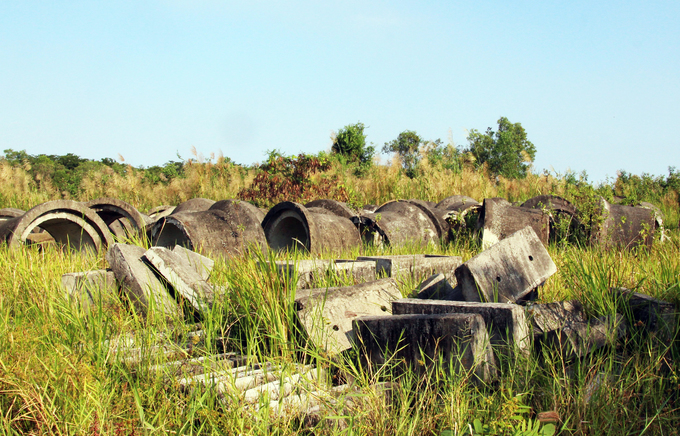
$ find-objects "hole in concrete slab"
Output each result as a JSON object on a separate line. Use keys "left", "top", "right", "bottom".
{"left": 380, "top": 305, "right": 388, "bottom": 312}
{"left": 332, "top": 325, "right": 339, "bottom": 331}
{"left": 496, "top": 276, "right": 501, "bottom": 282}
{"left": 529, "top": 255, "right": 534, "bottom": 261}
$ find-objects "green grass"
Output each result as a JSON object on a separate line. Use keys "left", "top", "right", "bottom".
{"left": 1, "top": 229, "right": 679, "bottom": 435}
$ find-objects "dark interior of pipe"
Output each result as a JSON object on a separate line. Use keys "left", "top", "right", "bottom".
{"left": 153, "top": 221, "right": 193, "bottom": 250}
{"left": 267, "top": 215, "right": 309, "bottom": 251}
{"left": 36, "top": 218, "right": 97, "bottom": 251}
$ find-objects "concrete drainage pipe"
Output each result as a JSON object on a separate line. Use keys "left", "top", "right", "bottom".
{"left": 262, "top": 201, "right": 361, "bottom": 254}
{"left": 354, "top": 200, "right": 440, "bottom": 248}
{"left": 84, "top": 197, "right": 148, "bottom": 239}
{"left": 151, "top": 202, "right": 267, "bottom": 257}
{"left": 0, "top": 200, "right": 113, "bottom": 251}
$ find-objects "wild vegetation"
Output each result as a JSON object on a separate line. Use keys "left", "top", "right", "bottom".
{"left": 0, "top": 139, "right": 679, "bottom": 435}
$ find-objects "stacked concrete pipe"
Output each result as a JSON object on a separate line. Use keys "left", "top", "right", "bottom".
{"left": 0, "top": 200, "right": 113, "bottom": 251}
{"left": 151, "top": 199, "right": 267, "bottom": 257}
{"left": 262, "top": 200, "right": 361, "bottom": 254}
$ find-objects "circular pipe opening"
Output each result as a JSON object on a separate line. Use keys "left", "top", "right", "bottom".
{"left": 23, "top": 215, "right": 99, "bottom": 251}
{"left": 266, "top": 210, "right": 309, "bottom": 251}
{"left": 153, "top": 219, "right": 193, "bottom": 249}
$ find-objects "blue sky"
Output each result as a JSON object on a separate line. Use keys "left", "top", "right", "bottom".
{"left": 1, "top": 0, "right": 678, "bottom": 182}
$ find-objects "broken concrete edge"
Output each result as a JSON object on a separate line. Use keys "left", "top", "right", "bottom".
{"left": 392, "top": 298, "right": 531, "bottom": 356}
{"left": 455, "top": 226, "right": 557, "bottom": 303}
{"left": 294, "top": 278, "right": 402, "bottom": 355}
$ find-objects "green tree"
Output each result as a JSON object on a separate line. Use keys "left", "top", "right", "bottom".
{"left": 465, "top": 117, "right": 536, "bottom": 179}
{"left": 331, "top": 122, "right": 375, "bottom": 171}
{"left": 382, "top": 130, "right": 423, "bottom": 178}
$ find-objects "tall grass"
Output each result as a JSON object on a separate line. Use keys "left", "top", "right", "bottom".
{"left": 1, "top": 228, "right": 678, "bottom": 434}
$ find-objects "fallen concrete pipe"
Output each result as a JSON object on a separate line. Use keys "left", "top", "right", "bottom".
{"left": 172, "top": 198, "right": 216, "bottom": 215}
{"left": 304, "top": 199, "right": 356, "bottom": 220}
{"left": 405, "top": 199, "right": 451, "bottom": 243}
{"left": 151, "top": 203, "right": 267, "bottom": 257}
{"left": 353, "top": 200, "right": 440, "bottom": 247}
{"left": 211, "top": 199, "right": 266, "bottom": 224}
{"left": 479, "top": 197, "right": 549, "bottom": 248}
{"left": 262, "top": 201, "right": 361, "bottom": 254}
{"left": 84, "top": 197, "right": 148, "bottom": 239}
{"left": 521, "top": 195, "right": 584, "bottom": 243}
{"left": 0, "top": 200, "right": 113, "bottom": 251}
{"left": 592, "top": 199, "right": 655, "bottom": 249}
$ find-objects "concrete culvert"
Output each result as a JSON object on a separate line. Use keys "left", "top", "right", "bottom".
{"left": 405, "top": 199, "right": 451, "bottom": 243}
{"left": 0, "top": 200, "right": 113, "bottom": 251}
{"left": 151, "top": 204, "right": 267, "bottom": 257}
{"left": 521, "top": 195, "right": 584, "bottom": 244}
{"left": 84, "top": 198, "right": 148, "bottom": 239}
{"left": 262, "top": 201, "right": 361, "bottom": 254}
{"left": 304, "top": 199, "right": 356, "bottom": 219}
{"left": 354, "top": 200, "right": 440, "bottom": 248}
{"left": 172, "top": 198, "right": 216, "bottom": 215}
{"left": 210, "top": 199, "right": 266, "bottom": 224}
{"left": 592, "top": 199, "right": 655, "bottom": 249}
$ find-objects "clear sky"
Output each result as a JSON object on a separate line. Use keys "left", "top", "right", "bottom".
{"left": 1, "top": 0, "right": 678, "bottom": 183}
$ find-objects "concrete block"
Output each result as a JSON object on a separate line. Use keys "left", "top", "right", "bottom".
{"left": 274, "top": 259, "right": 377, "bottom": 289}
{"left": 356, "top": 254, "right": 462, "bottom": 283}
{"left": 353, "top": 313, "right": 495, "bottom": 381}
{"left": 61, "top": 269, "right": 117, "bottom": 311}
{"left": 392, "top": 299, "right": 530, "bottom": 353}
{"left": 481, "top": 197, "right": 549, "bottom": 249}
{"left": 525, "top": 300, "right": 586, "bottom": 336}
{"left": 455, "top": 226, "right": 557, "bottom": 303}
{"left": 106, "top": 243, "right": 180, "bottom": 318}
{"left": 295, "top": 278, "right": 402, "bottom": 355}
{"left": 415, "top": 273, "right": 463, "bottom": 301}
{"left": 274, "top": 259, "right": 334, "bottom": 289}
{"left": 543, "top": 314, "right": 627, "bottom": 359}
{"left": 333, "top": 260, "right": 378, "bottom": 284}
{"left": 613, "top": 287, "right": 677, "bottom": 340}
{"left": 172, "top": 245, "right": 214, "bottom": 281}
{"left": 144, "top": 247, "right": 216, "bottom": 314}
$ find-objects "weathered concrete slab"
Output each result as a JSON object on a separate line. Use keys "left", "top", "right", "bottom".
{"left": 542, "top": 314, "right": 627, "bottom": 359}
{"left": 147, "top": 353, "right": 247, "bottom": 378}
{"left": 613, "top": 287, "right": 677, "bottom": 340}
{"left": 525, "top": 300, "right": 586, "bottom": 336}
{"left": 295, "top": 278, "right": 401, "bottom": 355}
{"left": 356, "top": 254, "right": 462, "bottom": 283}
{"left": 333, "top": 260, "right": 378, "bottom": 284}
{"left": 172, "top": 245, "right": 214, "bottom": 281}
{"left": 62, "top": 269, "right": 118, "bottom": 311}
{"left": 144, "top": 247, "right": 216, "bottom": 314}
{"left": 392, "top": 298, "right": 530, "bottom": 353}
{"left": 455, "top": 226, "right": 557, "bottom": 303}
{"left": 353, "top": 313, "right": 495, "bottom": 381}
{"left": 274, "top": 259, "right": 334, "bottom": 289}
{"left": 481, "top": 197, "right": 549, "bottom": 249}
{"left": 274, "top": 259, "right": 377, "bottom": 289}
{"left": 415, "top": 273, "right": 462, "bottom": 301}
{"left": 105, "top": 243, "right": 180, "bottom": 318}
